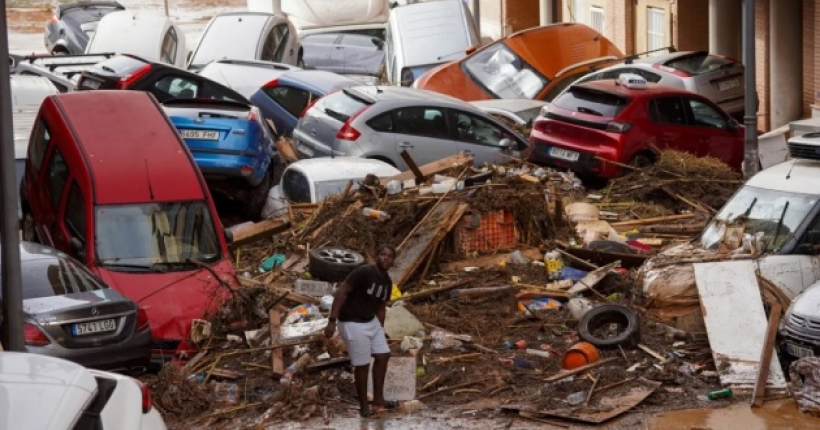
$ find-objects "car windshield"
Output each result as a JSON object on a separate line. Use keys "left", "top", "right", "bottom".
{"left": 700, "top": 186, "right": 819, "bottom": 252}
{"left": 665, "top": 53, "right": 736, "bottom": 76}
{"left": 515, "top": 106, "right": 544, "bottom": 125}
{"left": 315, "top": 179, "right": 361, "bottom": 202}
{"left": 95, "top": 201, "right": 221, "bottom": 270}
{"left": 190, "top": 15, "right": 269, "bottom": 68}
{"left": 463, "top": 42, "right": 548, "bottom": 99}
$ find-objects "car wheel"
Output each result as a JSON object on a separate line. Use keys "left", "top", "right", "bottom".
{"left": 22, "top": 213, "right": 38, "bottom": 243}
{"left": 246, "top": 169, "right": 273, "bottom": 220}
{"left": 629, "top": 154, "right": 653, "bottom": 169}
{"left": 308, "top": 247, "right": 365, "bottom": 282}
{"left": 577, "top": 304, "right": 640, "bottom": 349}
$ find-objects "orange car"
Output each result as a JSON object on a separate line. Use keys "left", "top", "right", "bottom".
{"left": 413, "top": 23, "right": 623, "bottom": 102}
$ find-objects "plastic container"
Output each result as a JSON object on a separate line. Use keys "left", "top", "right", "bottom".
{"left": 567, "top": 297, "right": 594, "bottom": 319}
{"left": 320, "top": 295, "right": 334, "bottom": 311}
{"left": 363, "top": 207, "right": 389, "bottom": 221}
{"left": 561, "top": 341, "right": 601, "bottom": 370}
{"left": 544, "top": 251, "right": 564, "bottom": 281}
{"left": 559, "top": 266, "right": 588, "bottom": 282}
{"left": 707, "top": 388, "right": 734, "bottom": 400}
{"left": 386, "top": 180, "right": 402, "bottom": 195}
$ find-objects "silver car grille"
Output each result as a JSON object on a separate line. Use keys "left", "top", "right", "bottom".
{"left": 784, "top": 313, "right": 820, "bottom": 343}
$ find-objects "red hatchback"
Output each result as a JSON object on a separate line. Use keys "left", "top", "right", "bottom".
{"left": 529, "top": 75, "right": 744, "bottom": 178}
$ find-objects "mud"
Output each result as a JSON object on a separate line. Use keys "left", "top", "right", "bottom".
{"left": 649, "top": 399, "right": 820, "bottom": 430}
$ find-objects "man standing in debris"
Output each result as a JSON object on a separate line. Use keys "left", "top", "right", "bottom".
{"left": 325, "top": 245, "right": 398, "bottom": 417}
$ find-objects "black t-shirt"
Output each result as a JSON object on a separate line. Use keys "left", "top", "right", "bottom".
{"left": 338, "top": 264, "right": 392, "bottom": 323}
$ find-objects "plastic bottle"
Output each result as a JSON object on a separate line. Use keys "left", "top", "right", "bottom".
{"left": 544, "top": 250, "right": 564, "bottom": 281}
{"left": 567, "top": 297, "right": 594, "bottom": 319}
{"left": 707, "top": 388, "right": 733, "bottom": 400}
{"left": 362, "top": 207, "right": 389, "bottom": 221}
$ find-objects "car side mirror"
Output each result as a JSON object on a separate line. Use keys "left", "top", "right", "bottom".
{"left": 465, "top": 45, "right": 478, "bottom": 55}
{"left": 224, "top": 228, "right": 234, "bottom": 246}
{"left": 69, "top": 237, "right": 86, "bottom": 261}
{"left": 498, "top": 138, "right": 513, "bottom": 149}
{"left": 728, "top": 118, "right": 740, "bottom": 132}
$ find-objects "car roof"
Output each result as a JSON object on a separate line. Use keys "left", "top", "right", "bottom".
{"left": 745, "top": 159, "right": 820, "bottom": 194}
{"left": 285, "top": 157, "right": 401, "bottom": 182}
{"left": 279, "top": 70, "right": 362, "bottom": 93}
{"left": 0, "top": 241, "right": 74, "bottom": 263}
{"left": 0, "top": 352, "right": 97, "bottom": 430}
{"left": 50, "top": 91, "right": 205, "bottom": 204}
{"left": 347, "top": 85, "right": 469, "bottom": 106}
{"left": 631, "top": 50, "right": 712, "bottom": 65}
{"left": 573, "top": 79, "right": 697, "bottom": 98}
{"left": 469, "top": 99, "right": 548, "bottom": 112}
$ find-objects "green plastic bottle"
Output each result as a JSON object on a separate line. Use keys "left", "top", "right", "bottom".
{"left": 707, "top": 388, "right": 734, "bottom": 400}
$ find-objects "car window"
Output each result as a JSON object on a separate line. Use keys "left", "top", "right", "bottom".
{"left": 454, "top": 111, "right": 514, "bottom": 147}
{"left": 46, "top": 149, "right": 69, "bottom": 210}
{"left": 628, "top": 68, "right": 663, "bottom": 83}
{"left": 665, "top": 53, "right": 735, "bottom": 76}
{"left": 544, "top": 71, "right": 590, "bottom": 102}
{"left": 686, "top": 98, "right": 728, "bottom": 129}
{"left": 160, "top": 27, "right": 178, "bottom": 65}
{"left": 343, "top": 35, "right": 381, "bottom": 49}
{"left": 93, "top": 55, "right": 148, "bottom": 75}
{"left": 649, "top": 97, "right": 687, "bottom": 125}
{"left": 796, "top": 214, "right": 820, "bottom": 255}
{"left": 265, "top": 85, "right": 313, "bottom": 117}
{"left": 272, "top": 24, "right": 290, "bottom": 62}
{"left": 205, "top": 83, "right": 247, "bottom": 103}
{"left": 302, "top": 34, "right": 339, "bottom": 45}
{"left": 28, "top": 120, "right": 51, "bottom": 171}
{"left": 64, "top": 182, "right": 86, "bottom": 241}
{"left": 368, "top": 113, "right": 394, "bottom": 132}
{"left": 553, "top": 87, "right": 629, "bottom": 117}
{"left": 394, "top": 107, "right": 449, "bottom": 139}
{"left": 18, "top": 255, "right": 106, "bottom": 300}
{"left": 262, "top": 24, "right": 288, "bottom": 62}
{"left": 313, "top": 91, "right": 368, "bottom": 122}
{"left": 153, "top": 75, "right": 200, "bottom": 100}
{"left": 282, "top": 169, "right": 311, "bottom": 203}
{"left": 462, "top": 42, "right": 549, "bottom": 99}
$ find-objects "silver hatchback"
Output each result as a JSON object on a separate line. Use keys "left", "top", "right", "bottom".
{"left": 573, "top": 51, "right": 745, "bottom": 119}
{"left": 292, "top": 86, "right": 528, "bottom": 170}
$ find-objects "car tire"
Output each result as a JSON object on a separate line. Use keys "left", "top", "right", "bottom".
{"left": 246, "top": 169, "right": 273, "bottom": 220}
{"left": 577, "top": 304, "right": 640, "bottom": 349}
{"left": 309, "top": 247, "right": 365, "bottom": 282}
{"left": 22, "top": 213, "right": 38, "bottom": 243}
{"left": 629, "top": 154, "right": 653, "bottom": 169}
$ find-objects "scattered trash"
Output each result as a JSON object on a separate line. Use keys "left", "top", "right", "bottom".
{"left": 362, "top": 207, "right": 390, "bottom": 221}
{"left": 401, "top": 336, "right": 424, "bottom": 351}
{"left": 260, "top": 254, "right": 287, "bottom": 272}
{"left": 294, "top": 279, "right": 334, "bottom": 297}
{"left": 567, "top": 297, "right": 594, "bottom": 319}
{"left": 518, "top": 297, "right": 562, "bottom": 312}
{"left": 565, "top": 391, "right": 586, "bottom": 406}
{"left": 506, "top": 250, "right": 530, "bottom": 265}
{"left": 562, "top": 342, "right": 601, "bottom": 370}
{"left": 790, "top": 357, "right": 820, "bottom": 415}
{"left": 706, "top": 388, "right": 734, "bottom": 400}
{"left": 431, "top": 329, "right": 470, "bottom": 350}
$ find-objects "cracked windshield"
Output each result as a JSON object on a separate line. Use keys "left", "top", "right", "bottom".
{"left": 463, "top": 43, "right": 547, "bottom": 99}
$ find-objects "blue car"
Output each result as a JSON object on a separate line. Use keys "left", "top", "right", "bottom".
{"left": 163, "top": 99, "right": 277, "bottom": 218}
{"left": 250, "top": 70, "right": 362, "bottom": 138}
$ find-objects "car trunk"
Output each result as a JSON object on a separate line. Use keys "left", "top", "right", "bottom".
{"left": 24, "top": 289, "right": 137, "bottom": 348}
{"left": 302, "top": 89, "right": 371, "bottom": 149}
{"left": 541, "top": 86, "right": 630, "bottom": 147}
{"left": 663, "top": 52, "right": 744, "bottom": 109}
{"left": 164, "top": 101, "right": 255, "bottom": 153}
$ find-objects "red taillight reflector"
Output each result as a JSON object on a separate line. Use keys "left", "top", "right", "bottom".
{"left": 49, "top": 15, "right": 59, "bottom": 24}
{"left": 262, "top": 78, "right": 279, "bottom": 89}
{"left": 136, "top": 380, "right": 152, "bottom": 413}
{"left": 240, "top": 165, "right": 254, "bottom": 176}
{"left": 136, "top": 308, "right": 150, "bottom": 331}
{"left": 24, "top": 323, "right": 50, "bottom": 346}
{"left": 117, "top": 64, "right": 152, "bottom": 89}
{"left": 335, "top": 105, "right": 369, "bottom": 141}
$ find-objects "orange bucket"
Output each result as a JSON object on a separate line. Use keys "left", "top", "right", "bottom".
{"left": 561, "top": 342, "right": 601, "bottom": 370}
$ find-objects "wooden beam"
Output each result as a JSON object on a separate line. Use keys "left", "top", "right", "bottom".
{"left": 231, "top": 218, "right": 290, "bottom": 246}
{"left": 543, "top": 357, "right": 618, "bottom": 382}
{"left": 610, "top": 213, "right": 695, "bottom": 227}
{"left": 399, "top": 150, "right": 426, "bottom": 185}
{"left": 269, "top": 310, "right": 283, "bottom": 376}
{"left": 380, "top": 152, "right": 473, "bottom": 186}
{"left": 752, "top": 303, "right": 782, "bottom": 408}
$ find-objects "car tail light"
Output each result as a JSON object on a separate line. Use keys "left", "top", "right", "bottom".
{"left": 24, "top": 323, "right": 50, "bottom": 346}
{"left": 248, "top": 108, "right": 259, "bottom": 122}
{"left": 240, "top": 165, "right": 254, "bottom": 176}
{"left": 136, "top": 380, "right": 152, "bottom": 413}
{"left": 335, "top": 106, "right": 369, "bottom": 141}
{"left": 136, "top": 308, "right": 150, "bottom": 332}
{"left": 606, "top": 121, "right": 632, "bottom": 133}
{"left": 262, "top": 78, "right": 279, "bottom": 89}
{"left": 652, "top": 64, "right": 691, "bottom": 78}
{"left": 117, "top": 64, "right": 152, "bottom": 89}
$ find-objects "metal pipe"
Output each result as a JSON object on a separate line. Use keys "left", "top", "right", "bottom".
{"left": 742, "top": 0, "right": 758, "bottom": 178}
{"left": 540, "top": 0, "right": 552, "bottom": 26}
{"left": 0, "top": 0, "right": 26, "bottom": 351}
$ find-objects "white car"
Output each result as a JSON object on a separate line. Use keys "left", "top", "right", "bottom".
{"left": 0, "top": 352, "right": 167, "bottom": 430}
{"left": 249, "top": 0, "right": 388, "bottom": 39}
{"left": 85, "top": 11, "right": 188, "bottom": 68}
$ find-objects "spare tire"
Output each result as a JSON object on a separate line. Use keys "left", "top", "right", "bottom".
{"left": 309, "top": 247, "right": 365, "bottom": 282}
{"left": 577, "top": 304, "right": 640, "bottom": 349}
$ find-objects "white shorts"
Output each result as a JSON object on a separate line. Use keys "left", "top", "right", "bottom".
{"left": 338, "top": 317, "right": 390, "bottom": 366}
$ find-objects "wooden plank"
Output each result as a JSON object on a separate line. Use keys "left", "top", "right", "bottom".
{"left": 399, "top": 150, "right": 426, "bottom": 185}
{"left": 693, "top": 261, "right": 787, "bottom": 394}
{"left": 388, "top": 201, "right": 463, "bottom": 287}
{"left": 380, "top": 152, "right": 473, "bottom": 186}
{"left": 232, "top": 218, "right": 290, "bottom": 246}
{"left": 269, "top": 310, "right": 283, "bottom": 376}
{"left": 610, "top": 213, "right": 695, "bottom": 227}
{"left": 752, "top": 303, "right": 782, "bottom": 408}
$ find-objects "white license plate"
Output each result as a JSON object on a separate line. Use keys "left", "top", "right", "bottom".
{"left": 297, "top": 143, "right": 315, "bottom": 157}
{"left": 72, "top": 319, "right": 117, "bottom": 336}
{"left": 180, "top": 129, "right": 220, "bottom": 140}
{"left": 82, "top": 78, "right": 101, "bottom": 89}
{"left": 717, "top": 78, "right": 739, "bottom": 91}
{"left": 786, "top": 341, "right": 815, "bottom": 358}
{"left": 549, "top": 147, "right": 580, "bottom": 162}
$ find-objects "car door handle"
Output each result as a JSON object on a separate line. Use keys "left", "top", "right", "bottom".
{"left": 310, "top": 129, "right": 316, "bottom": 136}
{"left": 398, "top": 142, "right": 414, "bottom": 148}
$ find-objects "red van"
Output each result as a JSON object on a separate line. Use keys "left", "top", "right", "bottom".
{"left": 20, "top": 90, "right": 237, "bottom": 358}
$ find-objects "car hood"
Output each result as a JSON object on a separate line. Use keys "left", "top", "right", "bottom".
{"left": 0, "top": 352, "right": 97, "bottom": 430}
{"left": 94, "top": 259, "right": 235, "bottom": 341}
{"left": 792, "top": 283, "right": 820, "bottom": 318}
{"left": 413, "top": 61, "right": 491, "bottom": 101}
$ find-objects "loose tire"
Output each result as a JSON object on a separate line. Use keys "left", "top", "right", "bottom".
{"left": 308, "top": 247, "right": 365, "bottom": 282}
{"left": 577, "top": 304, "right": 640, "bottom": 349}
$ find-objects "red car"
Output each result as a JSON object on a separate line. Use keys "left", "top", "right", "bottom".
{"left": 20, "top": 91, "right": 237, "bottom": 360}
{"left": 529, "top": 75, "right": 744, "bottom": 179}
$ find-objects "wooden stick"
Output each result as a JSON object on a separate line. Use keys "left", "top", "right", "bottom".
{"left": 752, "top": 303, "right": 782, "bottom": 408}
{"left": 402, "top": 279, "right": 473, "bottom": 302}
{"left": 610, "top": 213, "right": 695, "bottom": 227}
{"left": 416, "top": 377, "right": 495, "bottom": 400}
{"left": 420, "top": 374, "right": 443, "bottom": 392}
{"left": 583, "top": 374, "right": 599, "bottom": 407}
{"left": 429, "top": 353, "right": 482, "bottom": 364}
{"left": 543, "top": 358, "right": 618, "bottom": 382}
{"left": 637, "top": 343, "right": 668, "bottom": 364}
{"left": 269, "top": 310, "right": 283, "bottom": 376}
{"left": 592, "top": 377, "right": 636, "bottom": 394}
{"left": 400, "top": 149, "right": 426, "bottom": 185}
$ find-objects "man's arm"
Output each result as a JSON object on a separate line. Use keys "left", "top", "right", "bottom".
{"left": 324, "top": 281, "right": 353, "bottom": 338}
{"left": 376, "top": 301, "right": 387, "bottom": 327}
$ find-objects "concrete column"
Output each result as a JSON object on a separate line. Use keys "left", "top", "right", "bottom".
{"left": 709, "top": 0, "right": 741, "bottom": 59}
{"left": 540, "top": 0, "right": 553, "bottom": 26}
{"left": 769, "top": 0, "right": 803, "bottom": 129}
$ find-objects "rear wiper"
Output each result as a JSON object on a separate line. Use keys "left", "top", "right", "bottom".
{"left": 102, "top": 263, "right": 166, "bottom": 273}
{"left": 324, "top": 108, "right": 349, "bottom": 122}
{"left": 770, "top": 201, "right": 790, "bottom": 252}
{"left": 577, "top": 107, "right": 603, "bottom": 116}
{"left": 151, "top": 261, "right": 200, "bottom": 271}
